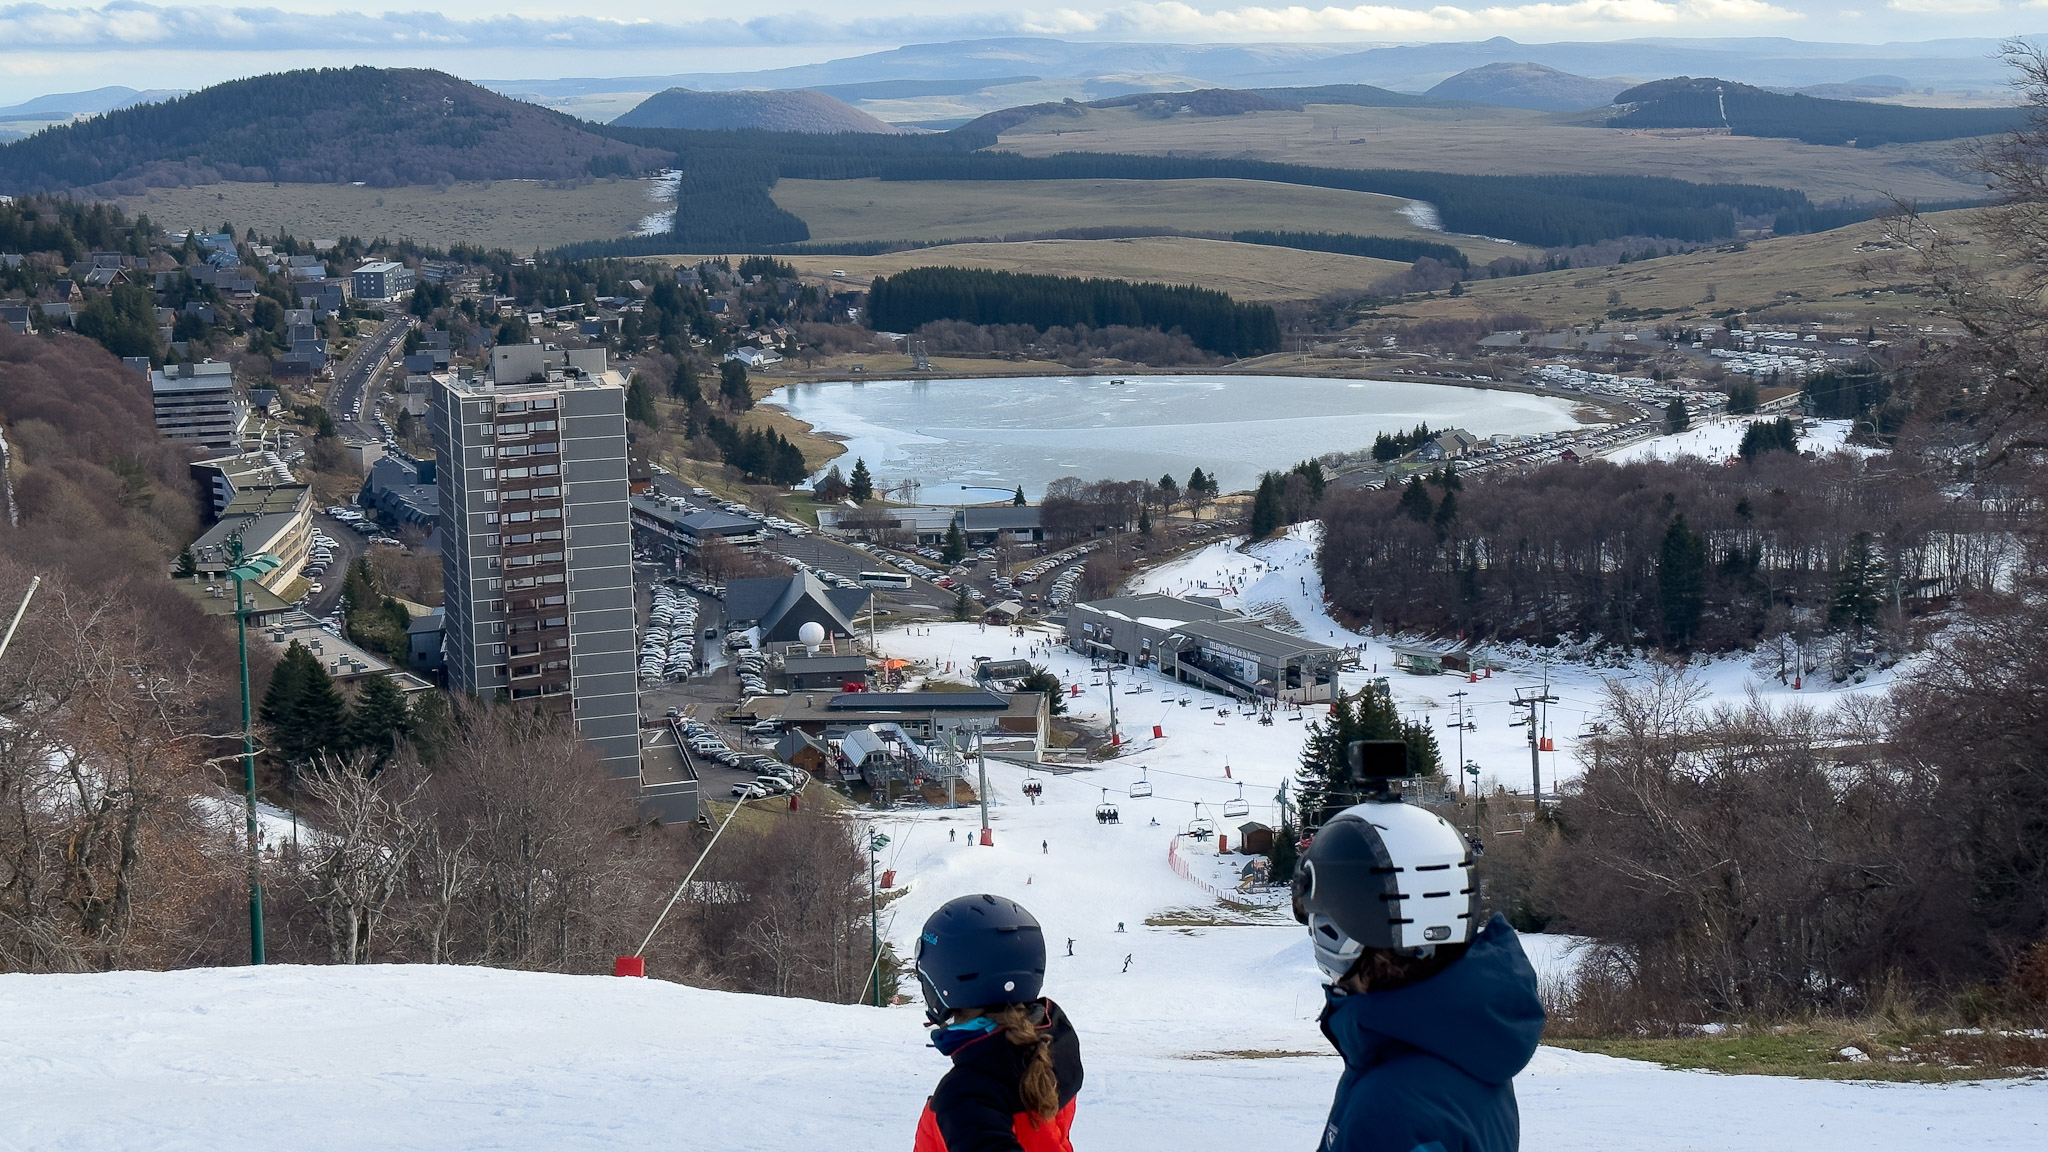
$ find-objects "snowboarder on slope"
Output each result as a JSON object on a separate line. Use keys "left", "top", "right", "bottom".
{"left": 913, "top": 895, "right": 1084, "bottom": 1152}
{"left": 1294, "top": 800, "right": 1545, "bottom": 1152}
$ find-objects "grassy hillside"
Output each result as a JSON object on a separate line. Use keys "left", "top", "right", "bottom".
{"left": 1393, "top": 208, "right": 1990, "bottom": 328}
{"left": 755, "top": 237, "right": 1408, "bottom": 302}
{"left": 770, "top": 176, "right": 1484, "bottom": 251}
{"left": 110, "top": 178, "right": 665, "bottom": 253}
{"left": 0, "top": 67, "right": 669, "bottom": 195}
{"left": 614, "top": 88, "right": 904, "bottom": 134}
{"left": 992, "top": 103, "right": 1988, "bottom": 203}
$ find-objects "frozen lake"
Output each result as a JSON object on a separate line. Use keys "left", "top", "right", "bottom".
{"left": 769, "top": 373, "right": 1586, "bottom": 501}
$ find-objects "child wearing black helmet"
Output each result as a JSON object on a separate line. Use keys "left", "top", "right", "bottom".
{"left": 1294, "top": 798, "right": 1546, "bottom": 1152}
{"left": 912, "top": 894, "right": 1084, "bottom": 1152}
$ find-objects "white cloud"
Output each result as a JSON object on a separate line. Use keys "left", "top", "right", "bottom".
{"left": 0, "top": 1, "right": 1811, "bottom": 53}
{"left": 1886, "top": 0, "right": 1998, "bottom": 11}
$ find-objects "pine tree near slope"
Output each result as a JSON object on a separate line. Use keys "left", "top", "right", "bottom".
{"left": 1249, "top": 472, "right": 1285, "bottom": 539}
{"left": 942, "top": 520, "right": 967, "bottom": 564}
{"left": 1665, "top": 397, "right": 1691, "bottom": 434}
{"left": 849, "top": 458, "right": 874, "bottom": 503}
{"left": 1658, "top": 514, "right": 1708, "bottom": 650}
{"left": 1295, "top": 688, "right": 1442, "bottom": 828}
{"left": 1829, "top": 531, "right": 1888, "bottom": 638}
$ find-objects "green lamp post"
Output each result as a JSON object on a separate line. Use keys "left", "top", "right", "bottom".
{"left": 226, "top": 542, "right": 283, "bottom": 965}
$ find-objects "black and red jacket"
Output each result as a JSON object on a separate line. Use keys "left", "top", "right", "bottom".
{"left": 913, "top": 999, "right": 1084, "bottom": 1152}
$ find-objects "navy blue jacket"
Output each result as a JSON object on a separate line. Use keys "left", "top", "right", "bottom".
{"left": 1316, "top": 914, "right": 1545, "bottom": 1152}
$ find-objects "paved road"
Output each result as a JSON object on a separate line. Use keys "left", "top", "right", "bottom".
{"left": 329, "top": 317, "right": 410, "bottom": 441}
{"left": 301, "top": 511, "right": 370, "bottom": 619}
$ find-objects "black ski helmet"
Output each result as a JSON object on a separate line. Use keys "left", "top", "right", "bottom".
{"left": 1293, "top": 800, "right": 1477, "bottom": 981}
{"left": 914, "top": 894, "right": 1046, "bottom": 1024}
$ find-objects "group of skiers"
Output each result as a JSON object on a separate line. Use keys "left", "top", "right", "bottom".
{"left": 910, "top": 796, "right": 1545, "bottom": 1152}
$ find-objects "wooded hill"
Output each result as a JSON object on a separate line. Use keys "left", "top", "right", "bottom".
{"left": 614, "top": 89, "right": 904, "bottom": 134}
{"left": 0, "top": 68, "right": 670, "bottom": 195}
{"left": 1609, "top": 77, "right": 2024, "bottom": 146}
{"left": 865, "top": 266, "right": 1279, "bottom": 358}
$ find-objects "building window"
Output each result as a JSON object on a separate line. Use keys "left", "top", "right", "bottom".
{"left": 483, "top": 491, "right": 497, "bottom": 504}
{"left": 483, "top": 512, "right": 498, "bottom": 525}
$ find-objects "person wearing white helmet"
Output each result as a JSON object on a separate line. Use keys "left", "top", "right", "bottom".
{"left": 1293, "top": 743, "right": 1545, "bottom": 1152}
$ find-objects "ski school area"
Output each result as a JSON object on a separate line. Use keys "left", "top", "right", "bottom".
{"left": 2, "top": 528, "right": 2043, "bottom": 1150}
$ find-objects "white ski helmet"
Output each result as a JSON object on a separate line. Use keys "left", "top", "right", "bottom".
{"left": 1292, "top": 800, "right": 1478, "bottom": 981}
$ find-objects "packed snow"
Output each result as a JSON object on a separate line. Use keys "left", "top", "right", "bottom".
{"left": 3, "top": 530, "right": 2038, "bottom": 1151}
{"left": 1599, "top": 415, "right": 1862, "bottom": 465}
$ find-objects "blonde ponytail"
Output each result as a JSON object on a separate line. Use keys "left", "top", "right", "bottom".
{"left": 989, "top": 1004, "right": 1059, "bottom": 1121}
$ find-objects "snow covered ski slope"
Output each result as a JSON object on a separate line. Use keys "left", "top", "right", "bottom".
{"left": 1, "top": 532, "right": 2040, "bottom": 1151}
{"left": 4, "top": 752, "right": 2042, "bottom": 1151}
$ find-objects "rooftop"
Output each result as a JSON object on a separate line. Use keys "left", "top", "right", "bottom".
{"left": 1171, "top": 618, "right": 1344, "bottom": 663}
{"left": 1073, "top": 594, "right": 1241, "bottom": 627}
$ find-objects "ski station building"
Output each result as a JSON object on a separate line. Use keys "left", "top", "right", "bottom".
{"left": 1068, "top": 593, "right": 1344, "bottom": 703}
{"left": 723, "top": 571, "right": 872, "bottom": 646}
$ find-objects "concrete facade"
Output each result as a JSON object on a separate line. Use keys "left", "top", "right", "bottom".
{"left": 432, "top": 347, "right": 639, "bottom": 777}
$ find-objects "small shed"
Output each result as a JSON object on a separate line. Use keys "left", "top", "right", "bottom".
{"left": 776, "top": 729, "right": 833, "bottom": 775}
{"left": 984, "top": 599, "right": 1025, "bottom": 624}
{"left": 1389, "top": 643, "right": 1470, "bottom": 676}
{"left": 1237, "top": 821, "right": 1275, "bottom": 855}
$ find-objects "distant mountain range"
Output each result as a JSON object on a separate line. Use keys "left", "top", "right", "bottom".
{"left": 487, "top": 34, "right": 2027, "bottom": 126}
{"left": 615, "top": 89, "right": 904, "bottom": 134}
{"left": 0, "top": 68, "right": 668, "bottom": 196}
{"left": 0, "top": 85, "right": 185, "bottom": 143}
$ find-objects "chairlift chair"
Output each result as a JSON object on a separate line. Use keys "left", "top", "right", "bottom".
{"left": 1222, "top": 782, "right": 1250, "bottom": 819}
{"left": 1187, "top": 801, "right": 1216, "bottom": 840}
{"left": 1128, "top": 767, "right": 1153, "bottom": 798}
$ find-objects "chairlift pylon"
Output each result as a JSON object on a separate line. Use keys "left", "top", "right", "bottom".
{"left": 1128, "top": 766, "right": 1153, "bottom": 798}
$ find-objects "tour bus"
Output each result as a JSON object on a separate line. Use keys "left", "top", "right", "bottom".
{"left": 858, "top": 571, "right": 913, "bottom": 590}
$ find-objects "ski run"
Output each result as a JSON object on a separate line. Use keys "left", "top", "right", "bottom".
{"left": 3, "top": 475, "right": 2044, "bottom": 1151}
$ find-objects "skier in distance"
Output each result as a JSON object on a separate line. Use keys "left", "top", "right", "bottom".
{"left": 913, "top": 894, "right": 1084, "bottom": 1152}
{"left": 1294, "top": 793, "right": 1544, "bottom": 1152}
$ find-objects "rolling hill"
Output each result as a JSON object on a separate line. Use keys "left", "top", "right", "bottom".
{"left": 0, "top": 67, "right": 670, "bottom": 195}
{"left": 1426, "top": 63, "right": 1630, "bottom": 112}
{"left": 1608, "top": 77, "right": 2024, "bottom": 146}
{"left": 613, "top": 88, "right": 905, "bottom": 134}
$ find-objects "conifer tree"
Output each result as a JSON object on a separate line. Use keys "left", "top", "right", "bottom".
{"left": 1665, "top": 397, "right": 1691, "bottom": 434}
{"left": 1249, "top": 472, "right": 1284, "bottom": 539}
{"left": 1013, "top": 485, "right": 1027, "bottom": 506}
{"left": 848, "top": 458, "right": 874, "bottom": 503}
{"left": 625, "top": 373, "right": 659, "bottom": 428}
{"left": 670, "top": 359, "right": 701, "bottom": 405}
{"left": 1658, "top": 514, "right": 1708, "bottom": 649}
{"left": 1829, "top": 531, "right": 1887, "bottom": 637}
{"left": 1295, "top": 688, "right": 1441, "bottom": 827}
{"left": 942, "top": 520, "right": 966, "bottom": 564}
{"left": 349, "top": 674, "right": 411, "bottom": 770}
{"left": 1397, "top": 476, "right": 1435, "bottom": 522}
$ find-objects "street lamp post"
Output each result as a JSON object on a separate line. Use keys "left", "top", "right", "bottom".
{"left": 226, "top": 542, "right": 283, "bottom": 966}
{"left": 868, "top": 830, "right": 890, "bottom": 1007}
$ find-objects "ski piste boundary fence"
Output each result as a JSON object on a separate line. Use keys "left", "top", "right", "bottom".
{"left": 1167, "top": 835, "right": 1234, "bottom": 901}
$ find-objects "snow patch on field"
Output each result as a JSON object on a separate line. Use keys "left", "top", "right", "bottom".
{"left": 1600, "top": 415, "right": 1865, "bottom": 465}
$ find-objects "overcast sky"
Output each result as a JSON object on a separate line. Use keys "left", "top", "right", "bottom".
{"left": 0, "top": 1, "right": 2041, "bottom": 105}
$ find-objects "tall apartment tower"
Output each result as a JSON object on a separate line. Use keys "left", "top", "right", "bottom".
{"left": 430, "top": 345, "right": 640, "bottom": 776}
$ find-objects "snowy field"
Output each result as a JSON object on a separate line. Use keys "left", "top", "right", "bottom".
{"left": 4, "top": 529, "right": 2042, "bottom": 1151}
{"left": 6, "top": 753, "right": 2043, "bottom": 1151}
{"left": 1600, "top": 415, "right": 1861, "bottom": 465}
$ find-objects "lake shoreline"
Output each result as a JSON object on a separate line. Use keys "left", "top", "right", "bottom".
{"left": 763, "top": 372, "right": 1602, "bottom": 501}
